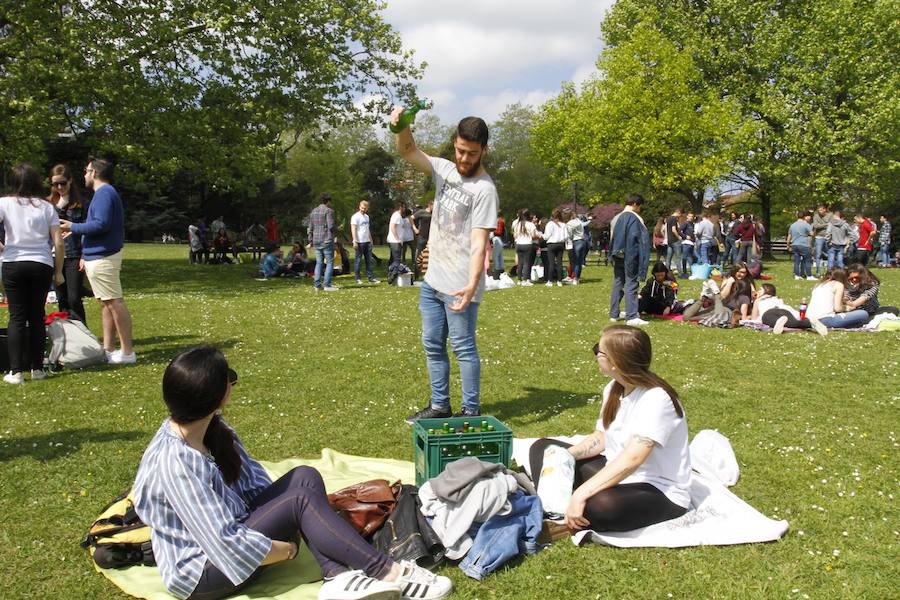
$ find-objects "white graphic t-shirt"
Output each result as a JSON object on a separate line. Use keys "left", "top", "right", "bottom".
{"left": 350, "top": 211, "right": 371, "bottom": 243}
{"left": 424, "top": 157, "right": 499, "bottom": 304}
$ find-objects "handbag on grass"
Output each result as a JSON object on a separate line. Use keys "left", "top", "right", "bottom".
{"left": 327, "top": 479, "right": 402, "bottom": 537}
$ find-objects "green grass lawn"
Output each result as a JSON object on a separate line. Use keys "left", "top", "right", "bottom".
{"left": 1, "top": 243, "right": 897, "bottom": 599}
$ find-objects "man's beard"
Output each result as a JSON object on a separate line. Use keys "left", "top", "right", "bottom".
{"left": 456, "top": 156, "right": 481, "bottom": 177}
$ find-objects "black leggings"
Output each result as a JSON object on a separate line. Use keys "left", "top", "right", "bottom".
{"left": 2, "top": 261, "right": 52, "bottom": 373}
{"left": 528, "top": 438, "right": 687, "bottom": 532}
{"left": 57, "top": 257, "right": 87, "bottom": 326}
{"left": 188, "top": 466, "right": 392, "bottom": 600}
{"left": 515, "top": 244, "right": 533, "bottom": 281}
{"left": 546, "top": 242, "right": 565, "bottom": 282}
{"left": 761, "top": 308, "right": 811, "bottom": 329}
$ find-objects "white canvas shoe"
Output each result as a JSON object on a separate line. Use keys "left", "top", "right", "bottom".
{"left": 394, "top": 561, "right": 453, "bottom": 600}
{"left": 317, "top": 570, "right": 399, "bottom": 600}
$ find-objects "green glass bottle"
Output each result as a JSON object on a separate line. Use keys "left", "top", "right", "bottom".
{"left": 443, "top": 422, "right": 451, "bottom": 434}
{"left": 389, "top": 99, "right": 433, "bottom": 133}
{"left": 481, "top": 420, "right": 488, "bottom": 432}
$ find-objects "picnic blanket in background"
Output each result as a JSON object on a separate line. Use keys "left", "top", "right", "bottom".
{"left": 96, "top": 449, "right": 414, "bottom": 600}
{"left": 511, "top": 436, "right": 789, "bottom": 549}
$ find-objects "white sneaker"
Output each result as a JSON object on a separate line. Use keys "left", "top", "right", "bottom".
{"left": 556, "top": 281, "right": 563, "bottom": 287}
{"left": 806, "top": 276, "right": 818, "bottom": 281}
{"left": 395, "top": 560, "right": 453, "bottom": 600}
{"left": 356, "top": 279, "right": 363, "bottom": 285}
{"left": 110, "top": 352, "right": 137, "bottom": 364}
{"left": 562, "top": 276, "right": 573, "bottom": 283}
{"left": 4, "top": 372, "right": 24, "bottom": 385}
{"left": 810, "top": 317, "right": 828, "bottom": 336}
{"left": 773, "top": 315, "right": 789, "bottom": 334}
{"left": 521, "top": 280, "right": 533, "bottom": 287}
{"left": 324, "top": 285, "right": 340, "bottom": 292}
{"left": 609, "top": 316, "right": 623, "bottom": 322}
{"left": 30, "top": 369, "right": 47, "bottom": 381}
{"left": 625, "top": 317, "right": 650, "bottom": 326}
{"left": 794, "top": 275, "right": 802, "bottom": 280}
{"left": 368, "top": 278, "right": 380, "bottom": 284}
{"left": 105, "top": 349, "right": 120, "bottom": 362}
{"left": 545, "top": 281, "right": 553, "bottom": 287}
{"left": 572, "top": 279, "right": 579, "bottom": 285}
{"left": 317, "top": 570, "right": 399, "bottom": 600}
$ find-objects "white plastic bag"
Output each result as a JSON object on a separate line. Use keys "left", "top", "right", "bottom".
{"left": 537, "top": 445, "right": 576, "bottom": 514}
{"left": 498, "top": 273, "right": 516, "bottom": 289}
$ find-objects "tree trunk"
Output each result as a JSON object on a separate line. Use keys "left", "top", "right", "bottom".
{"left": 758, "top": 188, "right": 773, "bottom": 260}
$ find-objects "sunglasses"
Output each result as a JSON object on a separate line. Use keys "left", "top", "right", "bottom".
{"left": 227, "top": 368, "right": 238, "bottom": 386}
{"left": 52, "top": 181, "right": 69, "bottom": 188}
{"left": 591, "top": 342, "right": 607, "bottom": 358}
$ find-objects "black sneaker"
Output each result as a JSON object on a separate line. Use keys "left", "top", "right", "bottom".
{"left": 405, "top": 405, "right": 452, "bottom": 424}
{"left": 452, "top": 408, "right": 480, "bottom": 417}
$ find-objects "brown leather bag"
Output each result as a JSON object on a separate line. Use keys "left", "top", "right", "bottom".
{"left": 327, "top": 479, "right": 402, "bottom": 538}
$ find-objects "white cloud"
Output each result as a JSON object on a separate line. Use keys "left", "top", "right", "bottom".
{"left": 466, "top": 89, "right": 559, "bottom": 122}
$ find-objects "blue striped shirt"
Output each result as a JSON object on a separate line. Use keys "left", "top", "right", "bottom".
{"left": 133, "top": 419, "right": 273, "bottom": 599}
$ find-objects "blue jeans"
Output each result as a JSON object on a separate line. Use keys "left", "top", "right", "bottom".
{"left": 419, "top": 282, "right": 481, "bottom": 413}
{"left": 697, "top": 241, "right": 712, "bottom": 265}
{"left": 681, "top": 244, "right": 694, "bottom": 274}
{"left": 827, "top": 244, "right": 845, "bottom": 270}
{"left": 814, "top": 236, "right": 828, "bottom": 274}
{"left": 354, "top": 242, "right": 374, "bottom": 280}
{"left": 666, "top": 241, "right": 682, "bottom": 272}
{"left": 459, "top": 492, "right": 543, "bottom": 580}
{"left": 572, "top": 239, "right": 588, "bottom": 279}
{"left": 724, "top": 236, "right": 736, "bottom": 264}
{"left": 817, "top": 309, "right": 870, "bottom": 328}
{"left": 792, "top": 245, "right": 812, "bottom": 277}
{"left": 610, "top": 256, "right": 641, "bottom": 320}
{"left": 880, "top": 244, "right": 891, "bottom": 266}
{"left": 314, "top": 241, "right": 334, "bottom": 288}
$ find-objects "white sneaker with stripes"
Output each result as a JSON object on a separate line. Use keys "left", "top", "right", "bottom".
{"left": 395, "top": 561, "right": 453, "bottom": 599}
{"left": 317, "top": 570, "right": 400, "bottom": 600}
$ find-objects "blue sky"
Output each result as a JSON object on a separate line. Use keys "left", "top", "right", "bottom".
{"left": 379, "top": 1, "right": 615, "bottom": 125}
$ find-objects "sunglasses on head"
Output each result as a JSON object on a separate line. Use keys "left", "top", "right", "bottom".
{"left": 227, "top": 368, "right": 238, "bottom": 386}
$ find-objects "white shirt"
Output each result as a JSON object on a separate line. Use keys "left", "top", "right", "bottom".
{"left": 512, "top": 219, "right": 537, "bottom": 245}
{"left": 386, "top": 211, "right": 403, "bottom": 244}
{"left": 806, "top": 282, "right": 840, "bottom": 319}
{"left": 542, "top": 220, "right": 566, "bottom": 243}
{"left": 0, "top": 196, "right": 59, "bottom": 266}
{"left": 755, "top": 295, "right": 800, "bottom": 320}
{"left": 596, "top": 382, "right": 691, "bottom": 508}
{"left": 350, "top": 211, "right": 371, "bottom": 243}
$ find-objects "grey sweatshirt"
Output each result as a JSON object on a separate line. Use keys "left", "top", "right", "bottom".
{"left": 826, "top": 218, "right": 852, "bottom": 245}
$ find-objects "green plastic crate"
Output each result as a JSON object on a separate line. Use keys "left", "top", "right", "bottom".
{"left": 413, "top": 416, "right": 513, "bottom": 486}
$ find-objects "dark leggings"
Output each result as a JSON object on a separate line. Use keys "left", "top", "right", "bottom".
{"left": 546, "top": 242, "right": 565, "bottom": 282}
{"left": 2, "top": 261, "right": 52, "bottom": 373}
{"left": 761, "top": 308, "right": 811, "bottom": 329}
{"left": 188, "top": 466, "right": 392, "bottom": 600}
{"left": 515, "top": 244, "right": 533, "bottom": 280}
{"left": 528, "top": 438, "right": 687, "bottom": 532}
{"left": 57, "top": 257, "right": 87, "bottom": 325}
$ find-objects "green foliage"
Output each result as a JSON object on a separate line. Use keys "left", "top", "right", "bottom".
{"left": 0, "top": 1, "right": 421, "bottom": 193}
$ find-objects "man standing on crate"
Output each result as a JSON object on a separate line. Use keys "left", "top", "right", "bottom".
{"left": 392, "top": 107, "right": 498, "bottom": 423}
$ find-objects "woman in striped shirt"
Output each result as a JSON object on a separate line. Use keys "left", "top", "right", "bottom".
{"left": 133, "top": 346, "right": 451, "bottom": 600}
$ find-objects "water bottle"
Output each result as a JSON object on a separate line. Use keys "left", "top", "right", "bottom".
{"left": 799, "top": 299, "right": 808, "bottom": 320}
{"left": 389, "top": 99, "right": 433, "bottom": 133}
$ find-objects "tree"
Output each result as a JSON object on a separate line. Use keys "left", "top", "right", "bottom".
{"left": 0, "top": 1, "right": 421, "bottom": 194}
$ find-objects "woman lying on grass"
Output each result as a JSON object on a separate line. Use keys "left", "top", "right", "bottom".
{"left": 133, "top": 346, "right": 451, "bottom": 600}
{"left": 529, "top": 325, "right": 691, "bottom": 532}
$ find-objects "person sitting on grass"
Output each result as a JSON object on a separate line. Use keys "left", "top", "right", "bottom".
{"left": 286, "top": 242, "right": 310, "bottom": 276}
{"left": 638, "top": 262, "right": 684, "bottom": 316}
{"left": 844, "top": 264, "right": 899, "bottom": 318}
{"left": 750, "top": 283, "right": 827, "bottom": 336}
{"left": 682, "top": 268, "right": 724, "bottom": 321}
{"left": 258, "top": 245, "right": 293, "bottom": 279}
{"left": 133, "top": 346, "right": 452, "bottom": 600}
{"left": 528, "top": 325, "right": 691, "bottom": 532}
{"left": 720, "top": 262, "right": 756, "bottom": 320}
{"left": 805, "top": 268, "right": 870, "bottom": 329}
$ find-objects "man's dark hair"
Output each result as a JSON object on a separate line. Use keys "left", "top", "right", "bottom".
{"left": 89, "top": 157, "right": 115, "bottom": 182}
{"left": 8, "top": 164, "right": 44, "bottom": 197}
{"left": 320, "top": 193, "right": 332, "bottom": 204}
{"left": 798, "top": 210, "right": 812, "bottom": 219}
{"left": 455, "top": 117, "right": 489, "bottom": 147}
{"left": 625, "top": 193, "right": 645, "bottom": 207}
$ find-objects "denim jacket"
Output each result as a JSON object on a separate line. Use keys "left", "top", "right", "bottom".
{"left": 459, "top": 491, "right": 543, "bottom": 580}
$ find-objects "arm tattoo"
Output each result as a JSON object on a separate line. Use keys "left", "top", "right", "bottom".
{"left": 403, "top": 142, "right": 413, "bottom": 152}
{"left": 570, "top": 436, "right": 602, "bottom": 459}
{"left": 634, "top": 435, "right": 656, "bottom": 448}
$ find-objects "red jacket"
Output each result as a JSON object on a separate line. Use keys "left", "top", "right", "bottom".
{"left": 858, "top": 219, "right": 875, "bottom": 250}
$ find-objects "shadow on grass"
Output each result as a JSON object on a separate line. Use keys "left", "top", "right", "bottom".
{"left": 132, "top": 338, "right": 241, "bottom": 365}
{"left": 0, "top": 428, "right": 144, "bottom": 462}
{"left": 489, "top": 386, "right": 595, "bottom": 425}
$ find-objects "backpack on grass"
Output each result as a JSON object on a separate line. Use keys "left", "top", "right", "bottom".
{"left": 47, "top": 318, "right": 106, "bottom": 369}
{"left": 80, "top": 490, "right": 155, "bottom": 569}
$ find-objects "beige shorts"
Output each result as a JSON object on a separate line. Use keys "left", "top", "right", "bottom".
{"left": 84, "top": 251, "right": 124, "bottom": 300}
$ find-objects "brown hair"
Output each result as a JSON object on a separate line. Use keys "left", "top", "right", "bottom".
{"left": 47, "top": 164, "right": 82, "bottom": 209}
{"left": 598, "top": 325, "right": 682, "bottom": 429}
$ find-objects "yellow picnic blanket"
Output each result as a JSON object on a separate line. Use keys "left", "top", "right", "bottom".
{"left": 97, "top": 449, "right": 415, "bottom": 600}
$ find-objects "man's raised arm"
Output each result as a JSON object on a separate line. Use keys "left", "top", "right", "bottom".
{"left": 391, "top": 107, "right": 432, "bottom": 175}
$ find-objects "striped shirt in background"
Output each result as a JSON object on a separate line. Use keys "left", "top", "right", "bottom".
{"left": 844, "top": 283, "right": 880, "bottom": 316}
{"left": 133, "top": 419, "right": 273, "bottom": 599}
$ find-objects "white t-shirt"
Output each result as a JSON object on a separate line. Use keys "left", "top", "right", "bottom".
{"left": 806, "top": 282, "right": 840, "bottom": 319}
{"left": 350, "top": 211, "right": 371, "bottom": 244}
{"left": 755, "top": 295, "right": 800, "bottom": 320}
{"left": 595, "top": 381, "right": 691, "bottom": 508}
{"left": 512, "top": 219, "right": 537, "bottom": 245}
{"left": 424, "top": 157, "right": 499, "bottom": 304}
{"left": 386, "top": 211, "right": 403, "bottom": 244}
{"left": 0, "top": 196, "right": 59, "bottom": 267}
{"left": 542, "top": 220, "right": 566, "bottom": 243}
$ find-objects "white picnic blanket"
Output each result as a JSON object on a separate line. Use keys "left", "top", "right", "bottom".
{"left": 512, "top": 435, "right": 789, "bottom": 548}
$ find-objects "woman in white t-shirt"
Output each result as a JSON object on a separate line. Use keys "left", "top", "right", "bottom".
{"left": 511, "top": 208, "right": 539, "bottom": 285}
{"left": 750, "top": 283, "right": 827, "bottom": 335}
{"left": 0, "top": 164, "right": 65, "bottom": 384}
{"left": 541, "top": 208, "right": 567, "bottom": 286}
{"left": 385, "top": 200, "right": 406, "bottom": 271}
{"left": 529, "top": 325, "right": 691, "bottom": 531}
{"left": 805, "top": 268, "right": 870, "bottom": 329}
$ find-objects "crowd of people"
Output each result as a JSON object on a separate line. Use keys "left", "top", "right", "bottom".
{"left": 509, "top": 208, "right": 591, "bottom": 287}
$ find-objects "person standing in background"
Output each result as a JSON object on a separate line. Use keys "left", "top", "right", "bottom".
{"left": 307, "top": 194, "right": 338, "bottom": 292}
{"left": 350, "top": 200, "right": 379, "bottom": 284}
{"left": 49, "top": 164, "right": 88, "bottom": 325}
{"left": 811, "top": 204, "right": 832, "bottom": 276}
